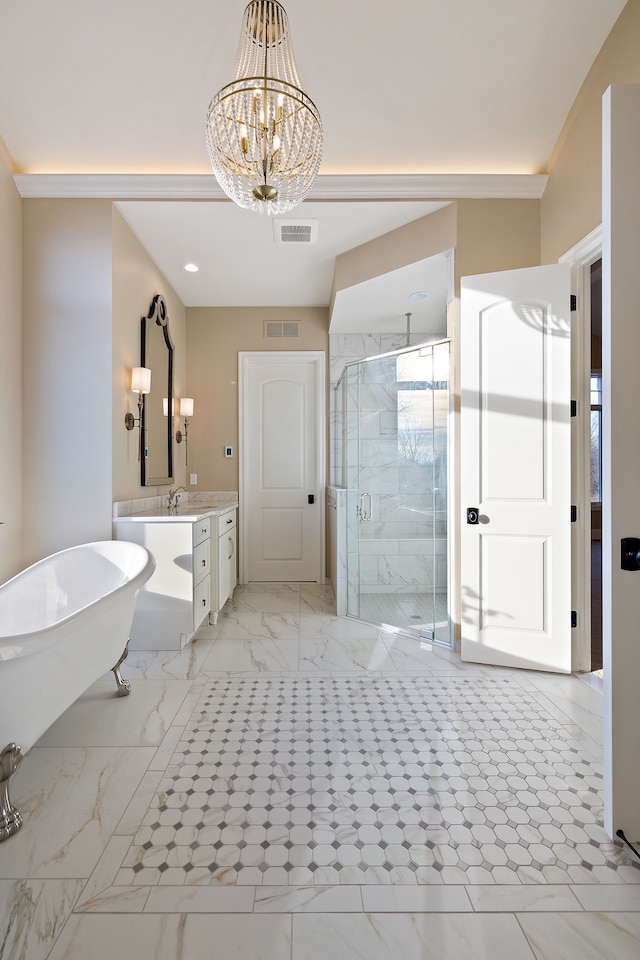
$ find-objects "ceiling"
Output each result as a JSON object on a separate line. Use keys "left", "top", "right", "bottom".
{"left": 0, "top": 0, "right": 627, "bottom": 331}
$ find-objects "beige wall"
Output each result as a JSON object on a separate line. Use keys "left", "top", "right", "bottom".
{"left": 186, "top": 307, "right": 329, "bottom": 492}
{"left": 23, "top": 199, "right": 113, "bottom": 563}
{"left": 541, "top": 0, "right": 640, "bottom": 262}
{"left": 0, "top": 136, "right": 23, "bottom": 580}
{"left": 20, "top": 199, "right": 185, "bottom": 563}
{"left": 112, "top": 208, "right": 187, "bottom": 501}
{"left": 454, "top": 200, "right": 541, "bottom": 287}
{"left": 331, "top": 204, "right": 457, "bottom": 307}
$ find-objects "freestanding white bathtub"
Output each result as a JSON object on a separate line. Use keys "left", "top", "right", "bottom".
{"left": 0, "top": 540, "right": 155, "bottom": 841}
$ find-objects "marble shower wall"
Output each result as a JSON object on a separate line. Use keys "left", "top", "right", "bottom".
{"left": 330, "top": 333, "right": 431, "bottom": 488}
{"left": 330, "top": 335, "right": 447, "bottom": 603}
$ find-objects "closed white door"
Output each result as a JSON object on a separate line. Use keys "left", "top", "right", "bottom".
{"left": 240, "top": 351, "right": 325, "bottom": 582}
{"left": 460, "top": 264, "right": 572, "bottom": 672}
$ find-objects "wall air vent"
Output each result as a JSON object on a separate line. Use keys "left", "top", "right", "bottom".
{"left": 264, "top": 321, "right": 300, "bottom": 339}
{"left": 272, "top": 219, "right": 319, "bottom": 245}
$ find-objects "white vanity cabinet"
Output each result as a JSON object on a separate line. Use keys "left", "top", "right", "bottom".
{"left": 114, "top": 515, "right": 212, "bottom": 650}
{"left": 212, "top": 508, "right": 237, "bottom": 622}
{"left": 113, "top": 500, "right": 238, "bottom": 650}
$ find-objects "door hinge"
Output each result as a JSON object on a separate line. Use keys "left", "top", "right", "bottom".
{"left": 571, "top": 610, "right": 578, "bottom": 628}
{"left": 570, "top": 294, "right": 577, "bottom": 311}
{"left": 571, "top": 505, "right": 577, "bottom": 523}
{"left": 571, "top": 400, "right": 577, "bottom": 418}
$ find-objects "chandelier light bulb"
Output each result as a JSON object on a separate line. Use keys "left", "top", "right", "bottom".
{"left": 205, "top": 1, "right": 323, "bottom": 215}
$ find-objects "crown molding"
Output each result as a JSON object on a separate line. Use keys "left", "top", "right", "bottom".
{"left": 13, "top": 172, "right": 548, "bottom": 201}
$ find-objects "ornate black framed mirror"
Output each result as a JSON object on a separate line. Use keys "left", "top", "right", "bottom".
{"left": 141, "top": 294, "right": 174, "bottom": 485}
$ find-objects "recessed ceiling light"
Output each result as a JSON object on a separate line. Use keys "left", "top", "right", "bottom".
{"left": 184, "top": 262, "right": 199, "bottom": 273}
{"left": 409, "top": 290, "right": 430, "bottom": 301}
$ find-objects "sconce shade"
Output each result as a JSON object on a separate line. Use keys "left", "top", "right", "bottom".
{"left": 131, "top": 367, "right": 151, "bottom": 394}
{"left": 163, "top": 397, "right": 175, "bottom": 417}
{"left": 180, "top": 398, "right": 194, "bottom": 418}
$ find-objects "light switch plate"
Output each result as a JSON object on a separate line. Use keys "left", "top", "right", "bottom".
{"left": 224, "top": 446, "right": 233, "bottom": 458}
{"left": 189, "top": 473, "right": 197, "bottom": 485}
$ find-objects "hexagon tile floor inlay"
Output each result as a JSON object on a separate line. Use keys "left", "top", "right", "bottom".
{"left": 116, "top": 675, "right": 638, "bottom": 886}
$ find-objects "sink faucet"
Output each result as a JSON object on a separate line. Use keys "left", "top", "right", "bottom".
{"left": 167, "top": 486, "right": 187, "bottom": 511}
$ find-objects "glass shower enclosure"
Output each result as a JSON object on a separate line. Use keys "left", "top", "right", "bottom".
{"left": 335, "top": 340, "right": 451, "bottom": 646}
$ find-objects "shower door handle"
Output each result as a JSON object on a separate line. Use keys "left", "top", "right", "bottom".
{"left": 359, "top": 493, "right": 373, "bottom": 521}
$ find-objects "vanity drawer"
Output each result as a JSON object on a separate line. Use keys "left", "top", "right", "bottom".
{"left": 216, "top": 509, "right": 237, "bottom": 537}
{"left": 193, "top": 518, "right": 211, "bottom": 546}
{"left": 193, "top": 574, "right": 210, "bottom": 628}
{"left": 194, "top": 538, "right": 210, "bottom": 583}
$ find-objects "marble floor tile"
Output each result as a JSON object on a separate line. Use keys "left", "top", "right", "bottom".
{"left": 144, "top": 885, "right": 255, "bottom": 912}
{"left": 75, "top": 836, "right": 141, "bottom": 911}
{"left": 115, "top": 770, "right": 166, "bottom": 835}
{"left": 37, "top": 680, "right": 193, "bottom": 747}
{"left": 299, "top": 633, "right": 397, "bottom": 671}
{"left": 524, "top": 676, "right": 604, "bottom": 744}
{"left": 571, "top": 883, "right": 640, "bottom": 911}
{"left": 467, "top": 884, "right": 582, "bottom": 912}
{"left": 361, "top": 886, "right": 473, "bottom": 913}
{"left": 113, "top": 674, "right": 634, "bottom": 889}
{"left": 149, "top": 723, "right": 189, "bottom": 772}
{"left": 5, "top": 579, "right": 638, "bottom": 957}
{"left": 254, "top": 885, "right": 363, "bottom": 912}
{"left": 47, "top": 913, "right": 292, "bottom": 960}
{"left": 101, "top": 640, "right": 217, "bottom": 681}
{"left": 300, "top": 584, "right": 337, "bottom": 615}
{"left": 75, "top": 885, "right": 151, "bottom": 914}
{"left": 292, "top": 912, "right": 536, "bottom": 960}
{"left": 202, "top": 633, "right": 300, "bottom": 672}
{"left": 299, "top": 613, "right": 393, "bottom": 641}
{"left": 0, "top": 879, "right": 84, "bottom": 960}
{"left": 0, "top": 746, "right": 154, "bottom": 879}
{"left": 226, "top": 584, "right": 302, "bottom": 614}
{"left": 383, "top": 635, "right": 510, "bottom": 675}
{"left": 214, "top": 611, "right": 301, "bottom": 641}
{"left": 518, "top": 911, "right": 640, "bottom": 960}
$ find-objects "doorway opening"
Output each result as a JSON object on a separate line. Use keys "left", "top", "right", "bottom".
{"left": 590, "top": 259, "right": 603, "bottom": 672}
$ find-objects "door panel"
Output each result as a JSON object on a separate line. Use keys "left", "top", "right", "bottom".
{"left": 240, "top": 352, "right": 325, "bottom": 583}
{"left": 460, "top": 264, "right": 571, "bottom": 672}
{"left": 262, "top": 380, "right": 305, "bottom": 488}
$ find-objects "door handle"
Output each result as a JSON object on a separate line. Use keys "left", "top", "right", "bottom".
{"left": 466, "top": 507, "right": 480, "bottom": 525}
{"left": 360, "top": 493, "right": 373, "bottom": 521}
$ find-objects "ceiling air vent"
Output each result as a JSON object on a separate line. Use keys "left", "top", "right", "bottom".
{"left": 272, "top": 219, "right": 319, "bottom": 245}
{"left": 264, "top": 321, "right": 300, "bottom": 339}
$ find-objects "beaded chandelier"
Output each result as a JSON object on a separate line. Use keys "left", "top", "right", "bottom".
{"left": 205, "top": 1, "right": 322, "bottom": 214}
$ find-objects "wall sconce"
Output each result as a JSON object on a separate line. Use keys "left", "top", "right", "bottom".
{"left": 125, "top": 366, "right": 151, "bottom": 460}
{"left": 162, "top": 397, "right": 175, "bottom": 417}
{"left": 176, "top": 397, "right": 194, "bottom": 464}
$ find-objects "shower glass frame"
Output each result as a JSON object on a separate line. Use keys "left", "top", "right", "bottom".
{"left": 336, "top": 339, "right": 452, "bottom": 648}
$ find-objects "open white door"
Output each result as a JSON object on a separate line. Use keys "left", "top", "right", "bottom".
{"left": 460, "top": 264, "right": 572, "bottom": 672}
{"left": 239, "top": 351, "right": 325, "bottom": 583}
